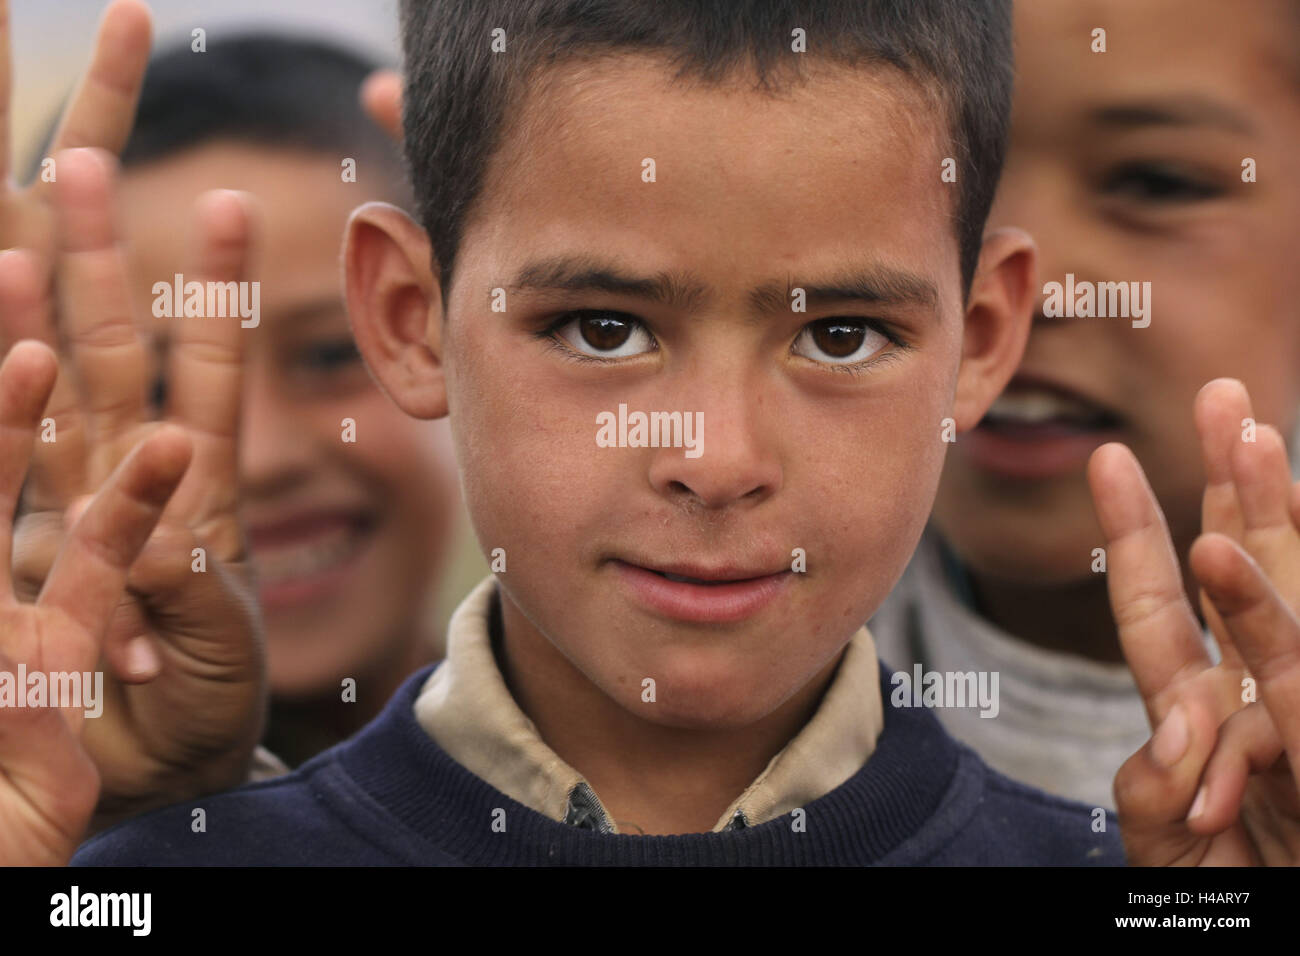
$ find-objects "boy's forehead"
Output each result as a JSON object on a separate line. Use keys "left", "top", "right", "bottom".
{"left": 1020, "top": 0, "right": 1300, "bottom": 111}
{"left": 463, "top": 54, "right": 959, "bottom": 308}
{"left": 494, "top": 53, "right": 946, "bottom": 188}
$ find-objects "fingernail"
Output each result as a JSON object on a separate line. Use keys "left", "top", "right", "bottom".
{"left": 1151, "top": 705, "right": 1190, "bottom": 767}
{"left": 126, "top": 636, "right": 160, "bottom": 678}
{"left": 1188, "top": 785, "right": 1208, "bottom": 821}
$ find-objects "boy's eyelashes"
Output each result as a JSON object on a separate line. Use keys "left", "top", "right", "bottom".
{"left": 535, "top": 309, "right": 908, "bottom": 373}
{"left": 792, "top": 319, "right": 890, "bottom": 366}
{"left": 1098, "top": 160, "right": 1227, "bottom": 205}
{"left": 146, "top": 336, "right": 366, "bottom": 414}
{"left": 551, "top": 310, "right": 657, "bottom": 359}
{"left": 280, "top": 338, "right": 371, "bottom": 397}
{"left": 290, "top": 339, "right": 363, "bottom": 374}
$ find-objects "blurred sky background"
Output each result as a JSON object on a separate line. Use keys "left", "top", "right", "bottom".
{"left": 10, "top": 0, "right": 402, "bottom": 171}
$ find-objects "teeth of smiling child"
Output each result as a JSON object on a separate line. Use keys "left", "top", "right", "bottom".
{"left": 253, "top": 525, "right": 360, "bottom": 584}
{"left": 986, "top": 389, "right": 1101, "bottom": 425}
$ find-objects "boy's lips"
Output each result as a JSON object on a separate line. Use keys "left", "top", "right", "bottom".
{"left": 610, "top": 558, "right": 793, "bottom": 624}
{"left": 245, "top": 508, "right": 378, "bottom": 610}
{"left": 962, "top": 375, "right": 1125, "bottom": 480}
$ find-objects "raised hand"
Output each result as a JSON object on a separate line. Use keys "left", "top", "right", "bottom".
{"left": 0, "top": 341, "right": 191, "bottom": 865}
{"left": 0, "top": 147, "right": 266, "bottom": 827}
{"left": 360, "top": 68, "right": 402, "bottom": 142}
{"left": 1091, "top": 379, "right": 1300, "bottom": 865}
{"left": 0, "top": 0, "right": 151, "bottom": 272}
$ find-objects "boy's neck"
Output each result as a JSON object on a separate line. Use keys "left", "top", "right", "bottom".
{"left": 494, "top": 592, "right": 843, "bottom": 836}
{"left": 965, "top": 571, "right": 1124, "bottom": 663}
{"left": 965, "top": 556, "right": 1201, "bottom": 665}
{"left": 266, "top": 628, "right": 437, "bottom": 767}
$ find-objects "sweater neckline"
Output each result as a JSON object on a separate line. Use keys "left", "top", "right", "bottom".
{"left": 328, "top": 659, "right": 975, "bottom": 865}
{"left": 414, "top": 577, "right": 886, "bottom": 835}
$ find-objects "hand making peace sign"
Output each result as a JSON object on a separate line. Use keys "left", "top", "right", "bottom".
{"left": 0, "top": 339, "right": 190, "bottom": 864}
{"left": 1092, "top": 379, "right": 1300, "bottom": 865}
{"left": 0, "top": 1, "right": 267, "bottom": 829}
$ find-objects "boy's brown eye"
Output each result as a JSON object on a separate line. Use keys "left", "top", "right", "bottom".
{"left": 580, "top": 314, "right": 633, "bottom": 351}
{"left": 792, "top": 318, "right": 890, "bottom": 366}
{"left": 554, "top": 310, "right": 656, "bottom": 358}
{"left": 811, "top": 320, "right": 865, "bottom": 358}
{"left": 1102, "top": 162, "right": 1223, "bottom": 204}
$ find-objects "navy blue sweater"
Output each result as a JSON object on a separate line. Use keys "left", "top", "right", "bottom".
{"left": 74, "top": 662, "right": 1126, "bottom": 865}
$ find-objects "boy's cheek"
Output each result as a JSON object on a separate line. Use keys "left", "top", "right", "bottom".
{"left": 1133, "top": 294, "right": 1300, "bottom": 518}
{"left": 461, "top": 434, "right": 939, "bottom": 726}
{"left": 934, "top": 470, "right": 1103, "bottom": 583}
{"left": 315, "top": 392, "right": 455, "bottom": 496}
{"left": 449, "top": 387, "right": 619, "bottom": 578}
{"left": 305, "top": 396, "right": 455, "bottom": 585}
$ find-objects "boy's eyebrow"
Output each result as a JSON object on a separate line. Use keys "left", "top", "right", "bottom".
{"left": 507, "top": 255, "right": 709, "bottom": 311}
{"left": 507, "top": 255, "right": 937, "bottom": 314}
{"left": 146, "top": 299, "right": 345, "bottom": 354}
{"left": 275, "top": 298, "right": 352, "bottom": 329}
{"left": 749, "top": 267, "right": 938, "bottom": 314}
{"left": 1090, "top": 96, "right": 1255, "bottom": 135}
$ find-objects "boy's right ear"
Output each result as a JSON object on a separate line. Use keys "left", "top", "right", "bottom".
{"left": 343, "top": 201, "right": 447, "bottom": 419}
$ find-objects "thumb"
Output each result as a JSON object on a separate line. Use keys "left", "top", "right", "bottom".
{"left": 1115, "top": 696, "right": 1220, "bottom": 864}
{"left": 122, "top": 520, "right": 262, "bottom": 676}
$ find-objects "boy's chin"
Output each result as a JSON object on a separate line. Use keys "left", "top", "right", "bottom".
{"left": 600, "top": 659, "right": 809, "bottom": 731}
{"left": 938, "top": 499, "right": 1108, "bottom": 586}
{"left": 953, "top": 544, "right": 1102, "bottom": 589}
{"left": 615, "top": 695, "right": 786, "bottom": 731}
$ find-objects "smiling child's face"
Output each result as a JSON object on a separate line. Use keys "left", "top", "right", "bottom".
{"left": 353, "top": 54, "right": 1031, "bottom": 730}
{"left": 119, "top": 144, "right": 456, "bottom": 700}
{"left": 934, "top": 0, "right": 1300, "bottom": 585}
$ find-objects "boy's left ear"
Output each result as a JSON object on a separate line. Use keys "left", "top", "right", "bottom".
{"left": 952, "top": 227, "right": 1037, "bottom": 432}
{"left": 343, "top": 201, "right": 448, "bottom": 420}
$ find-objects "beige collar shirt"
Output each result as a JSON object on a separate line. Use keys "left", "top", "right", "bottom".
{"left": 414, "top": 576, "right": 884, "bottom": 833}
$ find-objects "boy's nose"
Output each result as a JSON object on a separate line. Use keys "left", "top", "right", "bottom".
{"left": 239, "top": 367, "right": 315, "bottom": 494}
{"left": 646, "top": 393, "right": 782, "bottom": 511}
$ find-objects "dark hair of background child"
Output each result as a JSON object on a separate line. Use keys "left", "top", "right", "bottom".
{"left": 29, "top": 33, "right": 408, "bottom": 201}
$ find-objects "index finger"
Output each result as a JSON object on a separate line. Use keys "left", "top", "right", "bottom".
{"left": 1195, "top": 379, "right": 1251, "bottom": 543}
{"left": 1193, "top": 378, "right": 1254, "bottom": 671}
{"left": 0, "top": 339, "right": 58, "bottom": 598}
{"left": 164, "top": 189, "right": 255, "bottom": 557}
{"left": 38, "top": 423, "right": 190, "bottom": 643}
{"left": 33, "top": 0, "right": 151, "bottom": 194}
{"left": 0, "top": 248, "right": 90, "bottom": 511}
{"left": 1088, "top": 442, "right": 1210, "bottom": 726}
{"left": 53, "top": 147, "right": 151, "bottom": 463}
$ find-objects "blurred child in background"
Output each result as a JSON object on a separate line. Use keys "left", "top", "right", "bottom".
{"left": 872, "top": 0, "right": 1300, "bottom": 809}
{"left": 13, "top": 34, "right": 464, "bottom": 769}
{"left": 115, "top": 36, "right": 462, "bottom": 766}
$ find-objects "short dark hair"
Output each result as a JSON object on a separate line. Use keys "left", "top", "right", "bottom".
{"left": 111, "top": 33, "right": 404, "bottom": 193}
{"left": 399, "top": 0, "right": 1013, "bottom": 304}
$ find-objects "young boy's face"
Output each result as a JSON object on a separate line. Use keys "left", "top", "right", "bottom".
{"left": 119, "top": 144, "right": 456, "bottom": 699}
{"left": 352, "top": 56, "right": 1030, "bottom": 728}
{"left": 934, "top": 0, "right": 1300, "bottom": 585}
